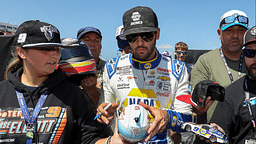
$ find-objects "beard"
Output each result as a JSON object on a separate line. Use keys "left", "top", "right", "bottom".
{"left": 222, "top": 38, "right": 243, "bottom": 53}
{"left": 247, "top": 63, "right": 256, "bottom": 80}
{"left": 132, "top": 40, "right": 156, "bottom": 61}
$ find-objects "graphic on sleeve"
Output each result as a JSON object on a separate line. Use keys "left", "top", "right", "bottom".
{"left": 0, "top": 107, "right": 67, "bottom": 143}
{"left": 171, "top": 59, "right": 184, "bottom": 81}
{"left": 106, "top": 57, "right": 119, "bottom": 79}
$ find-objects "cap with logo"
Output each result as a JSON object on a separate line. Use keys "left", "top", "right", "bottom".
{"left": 219, "top": 10, "right": 249, "bottom": 31}
{"left": 58, "top": 38, "right": 96, "bottom": 86}
{"left": 116, "top": 25, "right": 126, "bottom": 40}
{"left": 176, "top": 80, "right": 225, "bottom": 107}
{"left": 243, "top": 25, "right": 256, "bottom": 47}
{"left": 122, "top": 6, "right": 158, "bottom": 36}
{"left": 15, "top": 20, "right": 63, "bottom": 48}
{"left": 77, "top": 26, "right": 102, "bottom": 40}
{"left": 116, "top": 25, "right": 130, "bottom": 51}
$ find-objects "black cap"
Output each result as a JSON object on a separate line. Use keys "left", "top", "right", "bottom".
{"left": 122, "top": 6, "right": 158, "bottom": 36}
{"left": 176, "top": 80, "right": 225, "bottom": 107}
{"left": 15, "top": 20, "right": 62, "bottom": 48}
{"left": 243, "top": 25, "right": 256, "bottom": 47}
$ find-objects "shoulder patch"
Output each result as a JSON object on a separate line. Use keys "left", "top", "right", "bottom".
{"left": 106, "top": 57, "right": 120, "bottom": 79}
{"left": 171, "top": 59, "right": 185, "bottom": 81}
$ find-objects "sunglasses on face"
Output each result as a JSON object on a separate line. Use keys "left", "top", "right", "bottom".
{"left": 220, "top": 15, "right": 248, "bottom": 27}
{"left": 126, "top": 32, "right": 155, "bottom": 43}
{"left": 176, "top": 51, "right": 187, "bottom": 55}
{"left": 244, "top": 49, "right": 256, "bottom": 58}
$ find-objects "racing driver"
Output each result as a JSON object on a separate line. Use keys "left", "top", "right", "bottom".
{"left": 102, "top": 6, "right": 193, "bottom": 143}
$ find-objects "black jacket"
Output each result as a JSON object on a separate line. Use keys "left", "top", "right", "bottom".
{"left": 0, "top": 68, "right": 101, "bottom": 144}
{"left": 211, "top": 76, "right": 256, "bottom": 144}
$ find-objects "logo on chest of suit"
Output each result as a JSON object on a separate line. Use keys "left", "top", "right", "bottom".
{"left": 118, "top": 77, "right": 124, "bottom": 82}
{"left": 145, "top": 79, "right": 155, "bottom": 86}
{"left": 116, "top": 66, "right": 132, "bottom": 76}
{"left": 157, "top": 67, "right": 171, "bottom": 75}
{"left": 156, "top": 82, "right": 171, "bottom": 91}
{"left": 127, "top": 76, "right": 137, "bottom": 81}
{"left": 157, "top": 76, "right": 170, "bottom": 81}
{"left": 156, "top": 91, "right": 170, "bottom": 97}
{"left": 117, "top": 83, "right": 130, "bottom": 89}
{"left": 144, "top": 63, "right": 152, "bottom": 69}
{"left": 123, "top": 88, "right": 161, "bottom": 109}
{"left": 147, "top": 71, "right": 155, "bottom": 78}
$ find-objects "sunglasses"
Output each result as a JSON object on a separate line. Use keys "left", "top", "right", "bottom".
{"left": 176, "top": 51, "right": 187, "bottom": 55}
{"left": 126, "top": 32, "right": 155, "bottom": 43}
{"left": 220, "top": 15, "right": 248, "bottom": 27}
{"left": 244, "top": 49, "right": 256, "bottom": 58}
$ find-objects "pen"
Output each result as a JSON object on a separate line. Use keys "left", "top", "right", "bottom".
{"left": 94, "top": 103, "right": 112, "bottom": 120}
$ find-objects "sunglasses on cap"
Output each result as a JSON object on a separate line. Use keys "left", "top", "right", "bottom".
{"left": 176, "top": 51, "right": 187, "bottom": 55}
{"left": 126, "top": 32, "right": 155, "bottom": 43}
{"left": 244, "top": 49, "right": 256, "bottom": 58}
{"left": 220, "top": 15, "right": 248, "bottom": 27}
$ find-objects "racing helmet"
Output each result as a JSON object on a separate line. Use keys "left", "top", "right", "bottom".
{"left": 58, "top": 37, "right": 96, "bottom": 86}
{"left": 116, "top": 25, "right": 130, "bottom": 51}
{"left": 162, "top": 51, "right": 172, "bottom": 58}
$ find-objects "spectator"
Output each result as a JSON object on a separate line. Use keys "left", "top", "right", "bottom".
{"left": 57, "top": 37, "right": 113, "bottom": 138}
{"left": 190, "top": 10, "right": 249, "bottom": 143}
{"left": 77, "top": 26, "right": 106, "bottom": 106}
{"left": 174, "top": 42, "right": 188, "bottom": 62}
{"left": 100, "top": 6, "right": 193, "bottom": 143}
{"left": 116, "top": 25, "right": 131, "bottom": 56}
{"left": 209, "top": 25, "right": 256, "bottom": 144}
{"left": 175, "top": 42, "right": 193, "bottom": 75}
{"left": 58, "top": 37, "right": 101, "bottom": 109}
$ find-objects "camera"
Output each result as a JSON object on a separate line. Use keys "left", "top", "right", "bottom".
{"left": 192, "top": 80, "right": 225, "bottom": 107}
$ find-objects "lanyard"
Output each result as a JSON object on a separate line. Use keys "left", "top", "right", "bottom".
{"left": 219, "top": 48, "right": 244, "bottom": 83}
{"left": 15, "top": 90, "right": 48, "bottom": 144}
{"left": 244, "top": 77, "right": 256, "bottom": 137}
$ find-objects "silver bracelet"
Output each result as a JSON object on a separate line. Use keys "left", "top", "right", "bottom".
{"left": 105, "top": 136, "right": 111, "bottom": 144}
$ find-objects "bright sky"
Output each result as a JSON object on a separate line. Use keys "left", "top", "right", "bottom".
{"left": 1, "top": 0, "right": 255, "bottom": 60}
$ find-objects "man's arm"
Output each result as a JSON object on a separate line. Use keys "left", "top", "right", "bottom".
{"left": 81, "top": 75, "right": 101, "bottom": 108}
{"left": 140, "top": 102, "right": 193, "bottom": 141}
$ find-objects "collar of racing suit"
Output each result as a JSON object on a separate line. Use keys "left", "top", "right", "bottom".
{"left": 130, "top": 48, "right": 162, "bottom": 70}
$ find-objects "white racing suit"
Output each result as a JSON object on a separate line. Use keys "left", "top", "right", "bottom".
{"left": 103, "top": 49, "right": 192, "bottom": 143}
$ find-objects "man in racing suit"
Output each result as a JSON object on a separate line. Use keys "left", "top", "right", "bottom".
{"left": 103, "top": 6, "right": 192, "bottom": 143}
